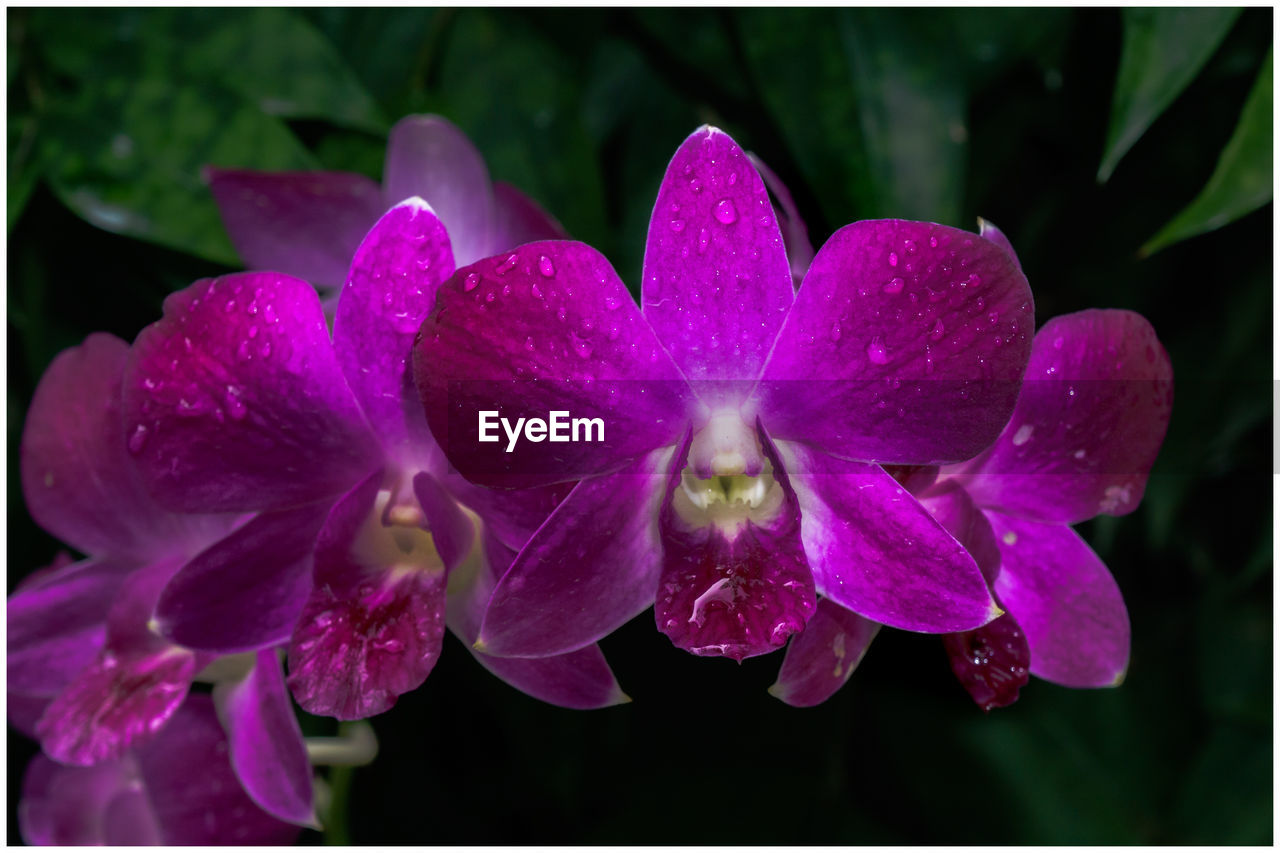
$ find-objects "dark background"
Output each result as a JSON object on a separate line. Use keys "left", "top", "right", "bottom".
{"left": 8, "top": 8, "right": 1272, "bottom": 844}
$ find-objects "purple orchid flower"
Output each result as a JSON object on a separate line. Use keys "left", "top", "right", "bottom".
{"left": 18, "top": 694, "right": 301, "bottom": 845}
{"left": 770, "top": 226, "right": 1173, "bottom": 709}
{"left": 414, "top": 125, "right": 1036, "bottom": 662}
{"left": 120, "top": 198, "right": 625, "bottom": 721}
{"left": 10, "top": 332, "right": 319, "bottom": 827}
{"left": 207, "top": 114, "right": 567, "bottom": 298}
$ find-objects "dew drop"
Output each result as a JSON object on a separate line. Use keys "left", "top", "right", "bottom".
{"left": 531, "top": 282, "right": 543, "bottom": 299}
{"left": 697, "top": 228, "right": 710, "bottom": 254}
{"left": 929, "top": 236, "right": 938, "bottom": 248}
{"left": 830, "top": 320, "right": 842, "bottom": 342}
{"left": 225, "top": 388, "right": 247, "bottom": 421}
{"left": 888, "top": 252, "right": 898, "bottom": 267}
{"left": 1053, "top": 336, "right": 1064, "bottom": 350}
{"left": 496, "top": 254, "right": 519, "bottom": 276}
{"left": 485, "top": 291, "right": 496, "bottom": 303}
{"left": 670, "top": 218, "right": 685, "bottom": 232}
{"left": 713, "top": 198, "right": 738, "bottom": 224}
{"left": 866, "top": 337, "right": 890, "bottom": 365}
{"left": 538, "top": 255, "right": 555, "bottom": 277}
{"left": 524, "top": 336, "right": 536, "bottom": 352}
{"left": 236, "top": 340, "right": 253, "bottom": 361}
{"left": 259, "top": 341, "right": 272, "bottom": 358}
{"left": 263, "top": 304, "right": 278, "bottom": 325}
{"left": 1012, "top": 424, "right": 1034, "bottom": 446}
{"left": 128, "top": 424, "right": 149, "bottom": 454}
{"left": 988, "top": 310, "right": 1001, "bottom": 325}
{"left": 929, "top": 319, "right": 946, "bottom": 341}
{"left": 572, "top": 335, "right": 593, "bottom": 359}
{"left": 223, "top": 299, "right": 236, "bottom": 314}
{"left": 464, "top": 273, "right": 480, "bottom": 292}
{"left": 883, "top": 277, "right": 905, "bottom": 294}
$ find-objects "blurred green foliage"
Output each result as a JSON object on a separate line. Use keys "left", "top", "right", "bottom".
{"left": 7, "top": 7, "right": 1272, "bottom": 844}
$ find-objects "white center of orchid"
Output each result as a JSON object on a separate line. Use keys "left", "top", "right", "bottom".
{"left": 673, "top": 411, "right": 785, "bottom": 536}
{"left": 356, "top": 487, "right": 445, "bottom": 576}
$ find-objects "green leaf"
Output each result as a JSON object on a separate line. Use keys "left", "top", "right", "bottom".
{"left": 8, "top": 113, "right": 41, "bottom": 232}
{"left": 41, "top": 79, "right": 317, "bottom": 265}
{"left": 1098, "top": 8, "right": 1241, "bottom": 182}
{"left": 1141, "top": 48, "right": 1272, "bottom": 256}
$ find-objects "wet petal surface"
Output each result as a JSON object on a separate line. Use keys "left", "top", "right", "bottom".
{"left": 123, "top": 272, "right": 381, "bottom": 513}
{"left": 942, "top": 611, "right": 1031, "bottom": 711}
{"left": 478, "top": 447, "right": 674, "bottom": 657}
{"left": 757, "top": 220, "right": 1033, "bottom": 464}
{"left": 989, "top": 513, "right": 1129, "bottom": 687}
{"left": 641, "top": 126, "right": 793, "bottom": 393}
{"left": 949, "top": 309, "right": 1174, "bottom": 524}
{"left": 770, "top": 597, "right": 880, "bottom": 707}
{"left": 415, "top": 241, "right": 693, "bottom": 487}
{"left": 781, "top": 442, "right": 998, "bottom": 633}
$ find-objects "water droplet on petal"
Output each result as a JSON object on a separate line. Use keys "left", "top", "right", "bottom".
{"left": 496, "top": 254, "right": 519, "bottom": 276}
{"left": 538, "top": 255, "right": 555, "bottom": 277}
{"left": 697, "top": 228, "right": 710, "bottom": 254}
{"left": 1053, "top": 336, "right": 1064, "bottom": 350}
{"left": 884, "top": 277, "right": 905, "bottom": 294}
{"left": 128, "top": 424, "right": 149, "bottom": 454}
{"left": 866, "top": 337, "right": 890, "bottom": 365}
{"left": 1012, "top": 424, "right": 1034, "bottom": 446}
{"left": 670, "top": 218, "right": 685, "bottom": 233}
{"left": 929, "top": 319, "right": 946, "bottom": 341}
{"left": 531, "top": 282, "right": 543, "bottom": 299}
{"left": 713, "top": 198, "right": 737, "bottom": 224}
{"left": 464, "top": 273, "right": 480, "bottom": 292}
{"left": 888, "top": 252, "right": 898, "bottom": 267}
{"left": 224, "top": 388, "right": 247, "bottom": 420}
{"left": 830, "top": 320, "right": 842, "bottom": 341}
{"left": 524, "top": 336, "right": 536, "bottom": 352}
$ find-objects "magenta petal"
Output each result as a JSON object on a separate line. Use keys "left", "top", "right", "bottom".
{"left": 757, "top": 220, "right": 1034, "bottom": 464}
{"left": 134, "top": 695, "right": 300, "bottom": 844}
{"left": 102, "top": 788, "right": 163, "bottom": 845}
{"left": 654, "top": 425, "right": 816, "bottom": 660}
{"left": 943, "top": 611, "right": 1031, "bottom": 711}
{"left": 491, "top": 181, "right": 570, "bottom": 249}
{"left": 412, "top": 471, "right": 475, "bottom": 574}
{"left": 19, "top": 755, "right": 137, "bottom": 845}
{"left": 334, "top": 198, "right": 455, "bottom": 465}
{"left": 9, "top": 693, "right": 52, "bottom": 738}
{"left": 918, "top": 480, "right": 1002, "bottom": 585}
{"left": 989, "top": 513, "right": 1129, "bottom": 687}
{"left": 770, "top": 598, "right": 880, "bottom": 707}
{"left": 448, "top": 533, "right": 628, "bottom": 709}
{"left": 780, "top": 441, "right": 998, "bottom": 633}
{"left": 950, "top": 309, "right": 1174, "bottom": 524}
{"left": 21, "top": 333, "right": 229, "bottom": 562}
{"left": 748, "top": 152, "right": 815, "bottom": 287}
{"left": 977, "top": 218, "right": 1023, "bottom": 272}
{"left": 415, "top": 241, "right": 693, "bottom": 487}
{"left": 206, "top": 168, "right": 386, "bottom": 289}
{"left": 383, "top": 114, "right": 494, "bottom": 266}
{"left": 478, "top": 447, "right": 674, "bottom": 657}
{"left": 441, "top": 474, "right": 575, "bottom": 553}
{"left": 156, "top": 504, "right": 331, "bottom": 653}
{"left": 123, "top": 272, "right": 381, "bottom": 513}
{"left": 36, "top": 645, "right": 196, "bottom": 766}
{"left": 214, "top": 650, "right": 315, "bottom": 826}
{"left": 287, "top": 566, "right": 447, "bottom": 720}
{"left": 8, "top": 558, "right": 129, "bottom": 695}
{"left": 642, "top": 126, "right": 793, "bottom": 389}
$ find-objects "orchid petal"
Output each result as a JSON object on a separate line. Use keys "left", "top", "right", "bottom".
{"left": 287, "top": 566, "right": 447, "bottom": 720}
{"left": 448, "top": 532, "right": 628, "bottom": 709}
{"left": 334, "top": 198, "right": 455, "bottom": 466}
{"left": 780, "top": 441, "right": 998, "bottom": 633}
{"left": 8, "top": 558, "right": 129, "bottom": 695}
{"left": 977, "top": 217, "right": 1023, "bottom": 272}
{"left": 9, "top": 693, "right": 51, "bottom": 739}
{"left": 156, "top": 504, "right": 331, "bottom": 653}
{"left": 748, "top": 152, "right": 815, "bottom": 287}
{"left": 123, "top": 272, "right": 381, "bottom": 513}
{"left": 36, "top": 645, "right": 196, "bottom": 766}
{"left": 19, "top": 756, "right": 138, "bottom": 845}
{"left": 441, "top": 474, "right": 575, "bottom": 553}
{"left": 412, "top": 471, "right": 475, "bottom": 574}
{"left": 950, "top": 309, "right": 1174, "bottom": 524}
{"left": 383, "top": 114, "right": 494, "bottom": 266}
{"left": 757, "top": 220, "right": 1034, "bottom": 464}
{"left": 134, "top": 695, "right": 300, "bottom": 844}
{"left": 206, "top": 168, "right": 385, "bottom": 290}
{"left": 21, "top": 333, "right": 229, "bottom": 562}
{"left": 102, "top": 788, "right": 163, "bottom": 845}
{"left": 655, "top": 424, "right": 815, "bottom": 660}
{"left": 415, "top": 241, "right": 693, "bottom": 487}
{"left": 214, "top": 650, "right": 315, "bottom": 827}
{"left": 918, "top": 480, "right": 1002, "bottom": 585}
{"left": 478, "top": 446, "right": 675, "bottom": 657}
{"left": 942, "top": 611, "right": 1031, "bottom": 711}
{"left": 491, "top": 181, "right": 569, "bottom": 248}
{"left": 769, "top": 597, "right": 880, "bottom": 708}
{"left": 641, "top": 126, "right": 793, "bottom": 393}
{"left": 989, "top": 514, "right": 1130, "bottom": 687}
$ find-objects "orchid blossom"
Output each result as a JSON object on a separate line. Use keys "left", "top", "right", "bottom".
{"left": 207, "top": 114, "right": 566, "bottom": 300}
{"left": 10, "top": 333, "right": 318, "bottom": 827}
{"left": 414, "top": 125, "right": 1036, "bottom": 662}
{"left": 120, "top": 199, "right": 624, "bottom": 721}
{"left": 771, "top": 225, "right": 1173, "bottom": 708}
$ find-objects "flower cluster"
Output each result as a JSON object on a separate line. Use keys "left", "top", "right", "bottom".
{"left": 10, "top": 117, "right": 1171, "bottom": 843}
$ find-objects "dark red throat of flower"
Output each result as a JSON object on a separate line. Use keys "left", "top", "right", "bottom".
{"left": 942, "top": 611, "right": 1031, "bottom": 712}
